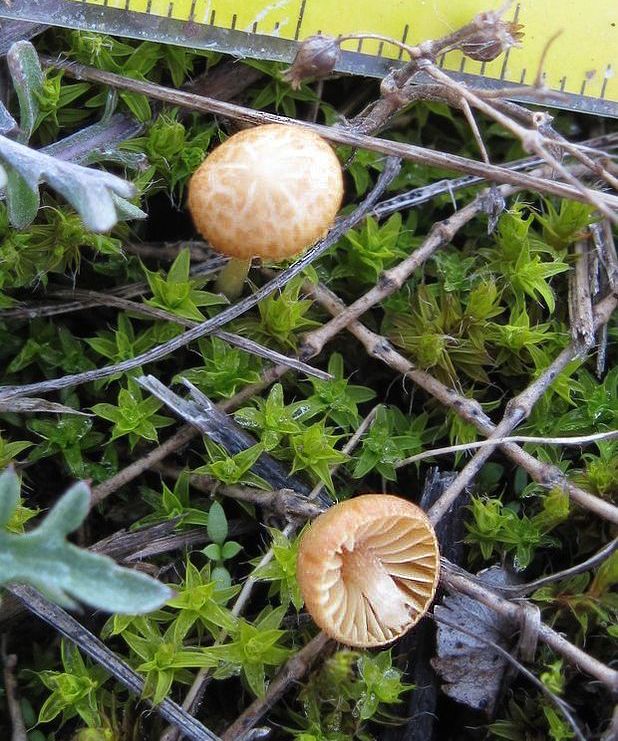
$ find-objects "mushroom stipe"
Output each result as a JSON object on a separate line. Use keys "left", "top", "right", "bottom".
{"left": 297, "top": 494, "right": 440, "bottom": 648}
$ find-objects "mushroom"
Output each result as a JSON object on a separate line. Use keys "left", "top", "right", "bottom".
{"left": 187, "top": 124, "right": 344, "bottom": 299}
{"left": 297, "top": 494, "right": 440, "bottom": 647}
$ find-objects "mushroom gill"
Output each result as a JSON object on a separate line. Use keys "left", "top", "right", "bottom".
{"left": 297, "top": 494, "right": 440, "bottom": 647}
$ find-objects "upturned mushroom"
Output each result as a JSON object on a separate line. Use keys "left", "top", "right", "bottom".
{"left": 187, "top": 124, "right": 344, "bottom": 299}
{"left": 297, "top": 494, "right": 440, "bottom": 647}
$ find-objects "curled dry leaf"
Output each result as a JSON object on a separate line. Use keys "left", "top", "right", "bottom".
{"left": 432, "top": 565, "right": 518, "bottom": 714}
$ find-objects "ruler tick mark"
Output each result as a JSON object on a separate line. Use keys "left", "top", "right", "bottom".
{"left": 600, "top": 65, "right": 611, "bottom": 99}
{"left": 398, "top": 24, "right": 409, "bottom": 61}
{"left": 231, "top": 13, "right": 237, "bottom": 30}
{"left": 500, "top": 2, "right": 520, "bottom": 81}
{"left": 294, "top": 0, "right": 307, "bottom": 41}
{"left": 210, "top": 10, "right": 216, "bottom": 24}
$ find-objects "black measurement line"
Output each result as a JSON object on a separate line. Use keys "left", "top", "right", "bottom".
{"left": 600, "top": 65, "right": 611, "bottom": 99}
{"left": 294, "top": 0, "right": 307, "bottom": 41}
{"left": 231, "top": 13, "right": 237, "bottom": 30}
{"left": 188, "top": 0, "right": 196, "bottom": 22}
{"left": 167, "top": 2, "right": 174, "bottom": 19}
{"left": 398, "top": 23, "right": 409, "bottom": 61}
{"left": 560, "top": 76, "right": 566, "bottom": 92}
{"left": 500, "top": 2, "right": 520, "bottom": 81}
{"left": 520, "top": 68, "right": 526, "bottom": 83}
{"left": 124, "top": 0, "right": 130, "bottom": 11}
{"left": 377, "top": 41, "right": 384, "bottom": 57}
{"left": 209, "top": 9, "right": 216, "bottom": 24}
{"left": 480, "top": 60, "right": 486, "bottom": 76}
{"left": 146, "top": 0, "right": 152, "bottom": 13}
{"left": 459, "top": 55, "right": 466, "bottom": 73}
{"left": 274, "top": 21, "right": 280, "bottom": 32}
{"left": 252, "top": 21, "right": 257, "bottom": 32}
{"left": 580, "top": 76, "right": 587, "bottom": 95}
{"left": 357, "top": 38, "right": 363, "bottom": 53}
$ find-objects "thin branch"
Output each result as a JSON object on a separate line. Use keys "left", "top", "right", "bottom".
{"left": 155, "top": 464, "right": 325, "bottom": 520}
{"left": 426, "top": 293, "right": 617, "bottom": 525}
{"left": 51, "top": 288, "right": 332, "bottom": 381}
{"left": 498, "top": 538, "right": 618, "bottom": 596}
{"left": 440, "top": 562, "right": 618, "bottom": 691}
{"left": 221, "top": 632, "right": 331, "bottom": 741}
{"left": 304, "top": 280, "right": 618, "bottom": 525}
{"left": 396, "top": 430, "right": 618, "bottom": 468}
{"left": 0, "top": 159, "right": 400, "bottom": 402}
{"left": 38, "top": 55, "right": 618, "bottom": 212}
{"left": 1, "top": 636, "right": 27, "bottom": 741}
{"left": 8, "top": 586, "right": 220, "bottom": 741}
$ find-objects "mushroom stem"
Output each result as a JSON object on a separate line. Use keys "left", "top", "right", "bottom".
{"left": 215, "top": 257, "right": 252, "bottom": 300}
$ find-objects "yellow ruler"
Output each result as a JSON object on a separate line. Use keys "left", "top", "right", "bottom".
{"left": 3, "top": 0, "right": 617, "bottom": 117}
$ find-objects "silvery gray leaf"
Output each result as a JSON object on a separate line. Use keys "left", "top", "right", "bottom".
{"left": 0, "top": 133, "right": 142, "bottom": 231}
{"left": 7, "top": 40, "right": 43, "bottom": 143}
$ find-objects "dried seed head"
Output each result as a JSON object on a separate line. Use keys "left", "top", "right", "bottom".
{"left": 283, "top": 35, "right": 342, "bottom": 90}
{"left": 187, "top": 124, "right": 343, "bottom": 261}
{"left": 460, "top": 18, "right": 524, "bottom": 62}
{"left": 297, "top": 494, "right": 440, "bottom": 647}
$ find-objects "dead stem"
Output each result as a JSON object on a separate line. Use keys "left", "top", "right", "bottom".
{"left": 426, "top": 293, "right": 617, "bottom": 525}
{"left": 221, "top": 633, "right": 331, "bottom": 741}
{"left": 39, "top": 56, "right": 618, "bottom": 213}
{"left": 8, "top": 587, "right": 221, "bottom": 741}
{"left": 49, "top": 289, "right": 332, "bottom": 381}
{"left": 497, "top": 537, "right": 618, "bottom": 596}
{"left": 440, "top": 563, "right": 618, "bottom": 691}
{"left": 305, "top": 281, "right": 618, "bottom": 525}
{"left": 1, "top": 636, "right": 27, "bottom": 741}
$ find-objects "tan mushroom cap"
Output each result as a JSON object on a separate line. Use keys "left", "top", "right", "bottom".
{"left": 187, "top": 124, "right": 344, "bottom": 261}
{"left": 297, "top": 494, "right": 440, "bottom": 648}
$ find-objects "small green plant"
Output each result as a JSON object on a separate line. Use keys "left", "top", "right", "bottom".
{"left": 166, "top": 559, "right": 238, "bottom": 640}
{"left": 131, "top": 469, "right": 209, "bottom": 530}
{"left": 37, "top": 641, "right": 111, "bottom": 729}
{"left": 180, "top": 335, "right": 262, "bottom": 399}
{"left": 298, "top": 353, "right": 376, "bottom": 430}
{"left": 532, "top": 551, "right": 618, "bottom": 638}
{"left": 233, "top": 276, "right": 318, "bottom": 349}
{"left": 195, "top": 439, "right": 270, "bottom": 489}
{"left": 0, "top": 467, "right": 171, "bottom": 612}
{"left": 201, "top": 605, "right": 291, "bottom": 697}
{"left": 465, "top": 489, "right": 570, "bottom": 570}
{"left": 353, "top": 406, "right": 429, "bottom": 480}
{"left": 251, "top": 528, "right": 304, "bottom": 610}
{"left": 143, "top": 247, "right": 226, "bottom": 322}
{"left": 119, "top": 618, "right": 217, "bottom": 704}
{"left": 92, "top": 379, "right": 174, "bottom": 449}
{"left": 330, "top": 213, "right": 414, "bottom": 286}
{"left": 287, "top": 649, "right": 410, "bottom": 739}
{"left": 202, "top": 501, "right": 243, "bottom": 589}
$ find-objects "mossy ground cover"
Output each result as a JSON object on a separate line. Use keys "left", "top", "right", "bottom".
{"left": 0, "top": 23, "right": 616, "bottom": 741}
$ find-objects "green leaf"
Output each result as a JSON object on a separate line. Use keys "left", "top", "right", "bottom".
{"left": 207, "top": 501, "right": 228, "bottom": 545}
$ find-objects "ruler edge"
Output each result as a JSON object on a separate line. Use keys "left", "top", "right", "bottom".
{"left": 1, "top": 0, "right": 617, "bottom": 118}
